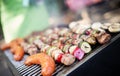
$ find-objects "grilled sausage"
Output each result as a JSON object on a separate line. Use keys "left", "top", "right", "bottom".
{"left": 0, "top": 38, "right": 24, "bottom": 61}
{"left": 24, "top": 53, "right": 55, "bottom": 76}
{"left": 0, "top": 43, "right": 10, "bottom": 51}
{"left": 12, "top": 45, "right": 24, "bottom": 61}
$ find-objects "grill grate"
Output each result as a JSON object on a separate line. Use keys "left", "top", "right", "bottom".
{"left": 4, "top": 32, "right": 120, "bottom": 76}
{"left": 16, "top": 63, "right": 65, "bottom": 76}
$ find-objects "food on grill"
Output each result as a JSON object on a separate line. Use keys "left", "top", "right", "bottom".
{"left": 62, "top": 44, "right": 71, "bottom": 53}
{"left": 0, "top": 38, "right": 24, "bottom": 51}
{"left": 1, "top": 21, "right": 120, "bottom": 76}
{"left": 102, "top": 23, "right": 111, "bottom": 30}
{"left": 0, "top": 38, "right": 24, "bottom": 61}
{"left": 61, "top": 53, "right": 76, "bottom": 65}
{"left": 24, "top": 53, "right": 55, "bottom": 76}
{"left": 91, "top": 22, "right": 104, "bottom": 32}
{"left": 79, "top": 41, "right": 91, "bottom": 53}
{"left": 96, "top": 32, "right": 111, "bottom": 44}
{"left": 23, "top": 39, "right": 76, "bottom": 65}
{"left": 85, "top": 36, "right": 96, "bottom": 45}
{"left": 0, "top": 43, "right": 10, "bottom": 51}
{"left": 108, "top": 23, "right": 120, "bottom": 33}
{"left": 80, "top": 35, "right": 96, "bottom": 45}
{"left": 69, "top": 45, "right": 85, "bottom": 60}
{"left": 12, "top": 45, "right": 24, "bottom": 61}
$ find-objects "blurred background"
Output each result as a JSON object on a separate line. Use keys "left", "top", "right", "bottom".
{"left": 0, "top": 0, "right": 120, "bottom": 42}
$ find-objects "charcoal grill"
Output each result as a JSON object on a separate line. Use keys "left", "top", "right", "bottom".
{"left": 2, "top": 32, "right": 120, "bottom": 76}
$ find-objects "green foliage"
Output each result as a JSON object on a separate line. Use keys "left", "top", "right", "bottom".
{"left": 2, "top": 0, "right": 25, "bottom": 15}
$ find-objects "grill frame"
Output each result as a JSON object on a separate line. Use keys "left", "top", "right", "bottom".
{"left": 3, "top": 32, "right": 120, "bottom": 76}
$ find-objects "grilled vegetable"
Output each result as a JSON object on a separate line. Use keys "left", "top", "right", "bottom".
{"left": 80, "top": 35, "right": 96, "bottom": 45}
{"left": 24, "top": 53, "right": 55, "bottom": 76}
{"left": 102, "top": 23, "right": 111, "bottom": 30}
{"left": 69, "top": 45, "right": 85, "bottom": 60}
{"left": 51, "top": 40, "right": 62, "bottom": 48}
{"left": 91, "top": 22, "right": 104, "bottom": 32}
{"left": 47, "top": 46, "right": 58, "bottom": 56}
{"left": 62, "top": 44, "right": 71, "bottom": 53}
{"left": 72, "top": 38, "right": 83, "bottom": 45}
{"left": 79, "top": 41, "right": 91, "bottom": 53}
{"left": 86, "top": 36, "right": 96, "bottom": 45}
{"left": 108, "top": 23, "right": 120, "bottom": 33}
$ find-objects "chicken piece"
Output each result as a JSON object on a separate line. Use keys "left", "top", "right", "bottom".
{"left": 24, "top": 53, "right": 55, "bottom": 76}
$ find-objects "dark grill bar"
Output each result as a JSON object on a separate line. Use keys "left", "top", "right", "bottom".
{"left": 16, "top": 63, "right": 66, "bottom": 76}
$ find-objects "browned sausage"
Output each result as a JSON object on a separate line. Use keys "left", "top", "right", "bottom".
{"left": 0, "top": 38, "right": 24, "bottom": 51}
{"left": 24, "top": 53, "right": 55, "bottom": 76}
{"left": 0, "top": 38, "right": 25, "bottom": 61}
{"left": 0, "top": 43, "right": 10, "bottom": 51}
{"left": 11, "top": 45, "right": 24, "bottom": 61}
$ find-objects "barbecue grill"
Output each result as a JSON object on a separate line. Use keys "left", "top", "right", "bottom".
{"left": 2, "top": 31, "right": 120, "bottom": 76}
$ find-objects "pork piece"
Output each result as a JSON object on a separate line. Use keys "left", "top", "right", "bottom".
{"left": 96, "top": 33, "right": 111, "bottom": 44}
{"left": 21, "top": 42, "right": 38, "bottom": 55}
{"left": 61, "top": 53, "right": 76, "bottom": 65}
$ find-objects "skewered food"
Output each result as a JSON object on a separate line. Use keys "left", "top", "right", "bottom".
{"left": 96, "top": 32, "right": 111, "bottom": 44}
{"left": 80, "top": 35, "right": 96, "bottom": 45}
{"left": 69, "top": 45, "right": 85, "bottom": 60}
{"left": 108, "top": 23, "right": 120, "bottom": 33}
{"left": 61, "top": 53, "right": 76, "bottom": 65}
{"left": 1, "top": 20, "right": 120, "bottom": 76}
{"left": 91, "top": 22, "right": 105, "bottom": 32}
{"left": 79, "top": 41, "right": 92, "bottom": 53}
{"left": 24, "top": 53, "right": 55, "bottom": 76}
{"left": 23, "top": 39, "right": 76, "bottom": 65}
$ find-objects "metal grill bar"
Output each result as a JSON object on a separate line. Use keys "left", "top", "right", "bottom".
{"left": 16, "top": 63, "right": 65, "bottom": 76}
{"left": 27, "top": 67, "right": 40, "bottom": 76}
{"left": 23, "top": 66, "right": 40, "bottom": 76}
{"left": 17, "top": 65, "right": 35, "bottom": 72}
{"left": 16, "top": 65, "right": 29, "bottom": 71}
{"left": 20, "top": 65, "right": 39, "bottom": 75}
{"left": 16, "top": 64, "right": 25, "bottom": 69}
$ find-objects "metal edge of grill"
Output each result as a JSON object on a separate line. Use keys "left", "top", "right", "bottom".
{"left": 3, "top": 32, "right": 120, "bottom": 76}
